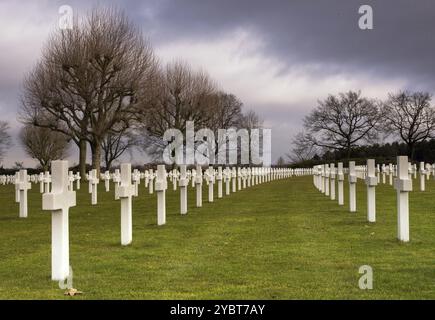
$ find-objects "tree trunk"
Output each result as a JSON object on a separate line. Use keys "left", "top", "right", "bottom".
{"left": 79, "top": 139, "right": 87, "bottom": 178}
{"left": 106, "top": 159, "right": 112, "bottom": 171}
{"left": 91, "top": 139, "right": 102, "bottom": 176}
{"left": 40, "top": 160, "right": 48, "bottom": 172}
{"left": 408, "top": 143, "right": 415, "bottom": 161}
{"left": 104, "top": 150, "right": 111, "bottom": 171}
{"left": 346, "top": 143, "right": 352, "bottom": 161}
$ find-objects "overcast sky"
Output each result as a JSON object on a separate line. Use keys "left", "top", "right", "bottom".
{"left": 1, "top": 0, "right": 435, "bottom": 167}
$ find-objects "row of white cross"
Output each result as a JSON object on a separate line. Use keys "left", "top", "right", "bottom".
{"left": 312, "top": 157, "right": 430, "bottom": 243}
{"left": 7, "top": 161, "right": 312, "bottom": 281}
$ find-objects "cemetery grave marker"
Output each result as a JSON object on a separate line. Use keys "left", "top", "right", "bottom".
{"left": 42, "top": 160, "right": 76, "bottom": 281}
{"left": 195, "top": 165, "right": 203, "bottom": 207}
{"left": 337, "top": 162, "right": 344, "bottom": 206}
{"left": 113, "top": 169, "right": 121, "bottom": 200}
{"left": 18, "top": 170, "right": 31, "bottom": 218}
{"left": 104, "top": 171, "right": 111, "bottom": 192}
{"left": 179, "top": 165, "right": 188, "bottom": 215}
{"left": 217, "top": 166, "right": 223, "bottom": 198}
{"left": 89, "top": 169, "right": 99, "bottom": 205}
{"left": 232, "top": 168, "right": 237, "bottom": 193}
{"left": 394, "top": 156, "right": 412, "bottom": 242}
{"left": 365, "top": 159, "right": 377, "bottom": 222}
{"left": 349, "top": 161, "right": 357, "bottom": 213}
{"left": 75, "top": 173, "right": 81, "bottom": 190}
{"left": 118, "top": 164, "right": 135, "bottom": 245}
{"left": 420, "top": 162, "right": 426, "bottom": 191}
{"left": 155, "top": 165, "right": 167, "bottom": 226}
{"left": 206, "top": 166, "right": 214, "bottom": 202}
{"left": 330, "top": 163, "right": 336, "bottom": 201}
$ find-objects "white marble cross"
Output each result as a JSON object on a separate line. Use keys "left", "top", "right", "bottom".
{"left": 394, "top": 156, "right": 412, "bottom": 242}
{"left": 14, "top": 172, "right": 20, "bottom": 203}
{"left": 132, "top": 169, "right": 140, "bottom": 197}
{"left": 330, "top": 163, "right": 336, "bottom": 201}
{"left": 224, "top": 167, "right": 231, "bottom": 195}
{"left": 217, "top": 167, "right": 223, "bottom": 198}
{"left": 104, "top": 171, "right": 111, "bottom": 192}
{"left": 365, "top": 159, "right": 378, "bottom": 222}
{"left": 89, "top": 169, "right": 99, "bottom": 205}
{"left": 42, "top": 160, "right": 76, "bottom": 281}
{"left": 179, "top": 165, "right": 188, "bottom": 215}
{"left": 247, "top": 168, "right": 251, "bottom": 187}
{"left": 242, "top": 168, "right": 247, "bottom": 189}
{"left": 75, "top": 172, "right": 81, "bottom": 190}
{"left": 18, "top": 170, "right": 31, "bottom": 218}
{"left": 425, "top": 163, "right": 431, "bottom": 180}
{"left": 87, "top": 173, "right": 91, "bottom": 193}
{"left": 320, "top": 165, "right": 325, "bottom": 194}
{"left": 148, "top": 169, "right": 155, "bottom": 194}
{"left": 206, "top": 166, "right": 215, "bottom": 202}
{"left": 388, "top": 163, "right": 393, "bottom": 185}
{"left": 258, "top": 168, "right": 262, "bottom": 184}
{"left": 44, "top": 171, "right": 51, "bottom": 193}
{"left": 251, "top": 168, "right": 256, "bottom": 186}
{"left": 419, "top": 162, "right": 426, "bottom": 191}
{"left": 155, "top": 165, "right": 167, "bottom": 226}
{"left": 39, "top": 172, "right": 44, "bottom": 193}
{"left": 237, "top": 167, "right": 242, "bottom": 190}
{"left": 337, "top": 163, "right": 344, "bottom": 206}
{"left": 118, "top": 164, "right": 135, "bottom": 245}
{"left": 324, "top": 164, "right": 330, "bottom": 196}
{"left": 413, "top": 163, "right": 418, "bottom": 179}
{"left": 195, "top": 165, "right": 203, "bottom": 207}
{"left": 231, "top": 168, "right": 237, "bottom": 193}
{"left": 68, "top": 171, "right": 74, "bottom": 191}
{"left": 172, "top": 169, "right": 178, "bottom": 191}
{"left": 113, "top": 169, "right": 121, "bottom": 200}
{"left": 191, "top": 169, "right": 196, "bottom": 188}
{"left": 144, "top": 170, "right": 150, "bottom": 188}
{"left": 349, "top": 161, "right": 357, "bottom": 213}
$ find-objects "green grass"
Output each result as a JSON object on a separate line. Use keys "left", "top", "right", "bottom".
{"left": 0, "top": 175, "right": 434, "bottom": 299}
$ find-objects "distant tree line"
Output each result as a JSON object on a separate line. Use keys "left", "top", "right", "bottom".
{"left": 0, "top": 7, "right": 261, "bottom": 174}
{"left": 287, "top": 90, "right": 435, "bottom": 167}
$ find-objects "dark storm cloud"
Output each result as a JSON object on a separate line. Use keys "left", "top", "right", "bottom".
{"left": 140, "top": 0, "right": 435, "bottom": 87}
{"left": 1, "top": 0, "right": 435, "bottom": 165}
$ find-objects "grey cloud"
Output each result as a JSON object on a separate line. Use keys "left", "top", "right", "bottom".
{"left": 143, "top": 0, "right": 435, "bottom": 87}
{"left": 2, "top": 0, "right": 435, "bottom": 165}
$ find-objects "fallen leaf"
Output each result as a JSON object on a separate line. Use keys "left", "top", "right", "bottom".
{"left": 64, "top": 288, "right": 83, "bottom": 296}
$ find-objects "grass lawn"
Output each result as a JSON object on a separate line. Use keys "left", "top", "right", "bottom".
{"left": 0, "top": 175, "right": 434, "bottom": 299}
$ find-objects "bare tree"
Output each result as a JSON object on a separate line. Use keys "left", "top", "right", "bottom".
{"left": 0, "top": 121, "right": 12, "bottom": 163}
{"left": 239, "top": 109, "right": 263, "bottom": 130}
{"left": 209, "top": 92, "right": 244, "bottom": 163}
{"left": 138, "top": 61, "right": 217, "bottom": 160}
{"left": 287, "top": 131, "right": 318, "bottom": 164}
{"left": 14, "top": 162, "right": 24, "bottom": 170}
{"left": 382, "top": 91, "right": 435, "bottom": 160}
{"left": 276, "top": 156, "right": 286, "bottom": 166}
{"left": 20, "top": 125, "right": 70, "bottom": 171}
{"left": 237, "top": 109, "right": 264, "bottom": 166}
{"left": 208, "top": 92, "right": 243, "bottom": 130}
{"left": 303, "top": 91, "right": 381, "bottom": 159}
{"left": 20, "top": 7, "right": 158, "bottom": 175}
{"left": 101, "top": 127, "right": 138, "bottom": 170}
